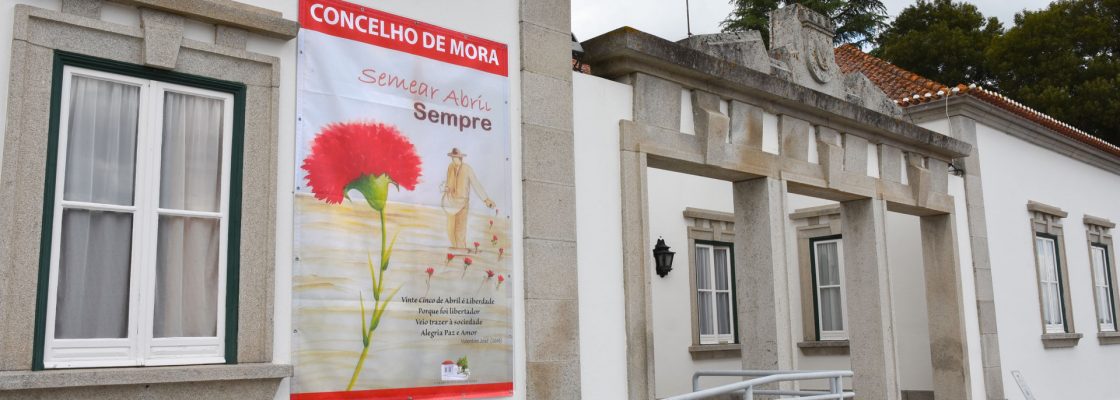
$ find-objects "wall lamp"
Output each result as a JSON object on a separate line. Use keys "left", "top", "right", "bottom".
{"left": 653, "top": 237, "right": 676, "bottom": 278}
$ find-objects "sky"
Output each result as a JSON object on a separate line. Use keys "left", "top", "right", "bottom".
{"left": 572, "top": 0, "right": 1057, "bottom": 44}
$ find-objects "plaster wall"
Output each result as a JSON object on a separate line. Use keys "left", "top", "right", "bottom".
{"left": 0, "top": 1, "right": 524, "bottom": 399}
{"left": 973, "top": 122, "right": 1120, "bottom": 400}
{"left": 641, "top": 168, "right": 939, "bottom": 397}
{"left": 646, "top": 167, "right": 738, "bottom": 398}
{"left": 783, "top": 203, "right": 935, "bottom": 393}
{"left": 573, "top": 72, "right": 631, "bottom": 399}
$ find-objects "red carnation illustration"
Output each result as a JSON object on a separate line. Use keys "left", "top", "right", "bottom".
{"left": 498, "top": 247, "right": 505, "bottom": 261}
{"left": 446, "top": 253, "right": 455, "bottom": 265}
{"left": 491, "top": 234, "right": 499, "bottom": 246}
{"left": 473, "top": 241, "right": 480, "bottom": 254}
{"left": 303, "top": 121, "right": 421, "bottom": 206}
{"left": 301, "top": 120, "right": 421, "bottom": 391}
{"left": 477, "top": 269, "right": 495, "bottom": 295}
{"left": 425, "top": 267, "right": 435, "bottom": 296}
{"left": 461, "top": 257, "right": 473, "bottom": 278}
{"left": 488, "top": 219, "right": 494, "bottom": 232}
{"left": 496, "top": 274, "right": 505, "bottom": 290}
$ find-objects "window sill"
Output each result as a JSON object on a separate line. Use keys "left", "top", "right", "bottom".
{"left": 688, "top": 344, "right": 740, "bottom": 359}
{"left": 0, "top": 363, "right": 292, "bottom": 391}
{"left": 1098, "top": 331, "right": 1120, "bottom": 345}
{"left": 798, "top": 340, "right": 850, "bottom": 356}
{"left": 1040, "top": 332, "right": 1082, "bottom": 348}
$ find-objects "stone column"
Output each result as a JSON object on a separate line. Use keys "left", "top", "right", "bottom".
{"left": 619, "top": 149, "right": 654, "bottom": 400}
{"left": 840, "top": 198, "right": 901, "bottom": 400}
{"left": 949, "top": 115, "right": 1005, "bottom": 400}
{"left": 733, "top": 177, "right": 794, "bottom": 372}
{"left": 920, "top": 213, "right": 973, "bottom": 400}
{"left": 520, "top": 0, "right": 581, "bottom": 398}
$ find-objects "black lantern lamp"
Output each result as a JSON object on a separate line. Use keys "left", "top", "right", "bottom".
{"left": 653, "top": 237, "right": 676, "bottom": 278}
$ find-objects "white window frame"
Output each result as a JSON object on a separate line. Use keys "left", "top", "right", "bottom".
{"left": 1090, "top": 244, "right": 1116, "bottom": 332}
{"left": 695, "top": 243, "right": 735, "bottom": 345}
{"left": 42, "top": 66, "right": 233, "bottom": 369}
{"left": 811, "top": 238, "right": 848, "bottom": 341}
{"left": 1035, "top": 235, "right": 1066, "bottom": 334}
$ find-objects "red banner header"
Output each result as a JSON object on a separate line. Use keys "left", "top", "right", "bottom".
{"left": 299, "top": 0, "right": 509, "bottom": 77}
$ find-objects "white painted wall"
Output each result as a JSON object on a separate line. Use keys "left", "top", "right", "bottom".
{"left": 784, "top": 194, "right": 850, "bottom": 390}
{"left": 883, "top": 212, "right": 934, "bottom": 392}
{"left": 646, "top": 167, "right": 738, "bottom": 398}
{"left": 974, "top": 122, "right": 1120, "bottom": 400}
{"left": 783, "top": 195, "right": 936, "bottom": 393}
{"left": 573, "top": 72, "right": 632, "bottom": 399}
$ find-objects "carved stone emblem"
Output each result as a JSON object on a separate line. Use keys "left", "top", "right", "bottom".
{"left": 806, "top": 36, "right": 835, "bottom": 84}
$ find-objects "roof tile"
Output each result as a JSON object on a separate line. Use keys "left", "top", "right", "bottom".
{"left": 834, "top": 44, "right": 1120, "bottom": 158}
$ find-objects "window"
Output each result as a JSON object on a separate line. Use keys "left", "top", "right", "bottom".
{"left": 811, "top": 237, "right": 847, "bottom": 340}
{"left": 1035, "top": 235, "right": 1066, "bottom": 334}
{"left": 1027, "top": 202, "right": 1078, "bottom": 344}
{"left": 1090, "top": 245, "right": 1116, "bottom": 332}
{"left": 694, "top": 242, "right": 735, "bottom": 344}
{"left": 41, "top": 66, "right": 234, "bottom": 368}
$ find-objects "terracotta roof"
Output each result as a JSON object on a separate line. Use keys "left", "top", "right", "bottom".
{"left": 834, "top": 44, "right": 1120, "bottom": 158}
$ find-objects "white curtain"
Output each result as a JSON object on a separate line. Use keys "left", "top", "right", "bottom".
{"left": 55, "top": 76, "right": 140, "bottom": 339}
{"left": 1091, "top": 247, "right": 1114, "bottom": 326}
{"left": 154, "top": 91, "right": 223, "bottom": 338}
{"left": 816, "top": 242, "right": 844, "bottom": 332}
{"left": 1036, "top": 238, "right": 1063, "bottom": 328}
{"left": 713, "top": 247, "right": 731, "bottom": 336}
{"left": 695, "top": 247, "right": 712, "bottom": 336}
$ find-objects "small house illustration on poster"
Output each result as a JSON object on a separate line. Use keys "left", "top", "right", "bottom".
{"left": 440, "top": 357, "right": 470, "bottom": 381}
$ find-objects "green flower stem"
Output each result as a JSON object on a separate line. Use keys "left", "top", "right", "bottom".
{"left": 346, "top": 187, "right": 398, "bottom": 391}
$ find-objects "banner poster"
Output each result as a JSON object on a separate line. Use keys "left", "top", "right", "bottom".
{"left": 292, "top": 0, "right": 513, "bottom": 398}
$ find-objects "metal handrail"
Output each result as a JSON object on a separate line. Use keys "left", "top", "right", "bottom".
{"left": 665, "top": 369, "right": 854, "bottom": 400}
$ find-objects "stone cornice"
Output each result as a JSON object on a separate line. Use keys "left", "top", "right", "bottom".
{"left": 581, "top": 27, "right": 971, "bottom": 160}
{"left": 115, "top": 0, "right": 298, "bottom": 39}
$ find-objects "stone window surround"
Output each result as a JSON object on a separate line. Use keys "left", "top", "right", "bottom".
{"left": 682, "top": 208, "right": 739, "bottom": 359}
{"left": 1027, "top": 201, "right": 1083, "bottom": 348}
{"left": 1084, "top": 215, "right": 1120, "bottom": 345}
{"left": 0, "top": 1, "right": 295, "bottom": 394}
{"left": 790, "top": 204, "right": 850, "bottom": 356}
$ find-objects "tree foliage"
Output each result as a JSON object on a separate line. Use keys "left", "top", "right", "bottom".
{"left": 986, "top": 0, "right": 1120, "bottom": 144}
{"left": 721, "top": 0, "right": 888, "bottom": 47}
{"left": 872, "top": 0, "right": 1002, "bottom": 86}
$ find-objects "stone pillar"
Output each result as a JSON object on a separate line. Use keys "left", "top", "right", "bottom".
{"left": 520, "top": 0, "right": 581, "bottom": 398}
{"left": 920, "top": 213, "right": 973, "bottom": 400}
{"left": 840, "top": 198, "right": 901, "bottom": 400}
{"left": 619, "top": 150, "right": 654, "bottom": 400}
{"left": 733, "top": 177, "right": 794, "bottom": 372}
{"left": 949, "top": 115, "right": 1006, "bottom": 400}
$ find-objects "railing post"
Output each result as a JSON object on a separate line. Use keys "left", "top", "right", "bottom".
{"left": 743, "top": 386, "right": 753, "bottom": 400}
{"left": 830, "top": 376, "right": 841, "bottom": 399}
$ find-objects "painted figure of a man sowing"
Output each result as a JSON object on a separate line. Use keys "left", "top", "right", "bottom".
{"left": 442, "top": 148, "right": 494, "bottom": 250}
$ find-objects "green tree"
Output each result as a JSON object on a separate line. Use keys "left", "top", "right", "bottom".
{"left": 872, "top": 0, "right": 1003, "bottom": 86}
{"left": 721, "top": 0, "right": 888, "bottom": 47}
{"left": 987, "top": 0, "right": 1120, "bottom": 144}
